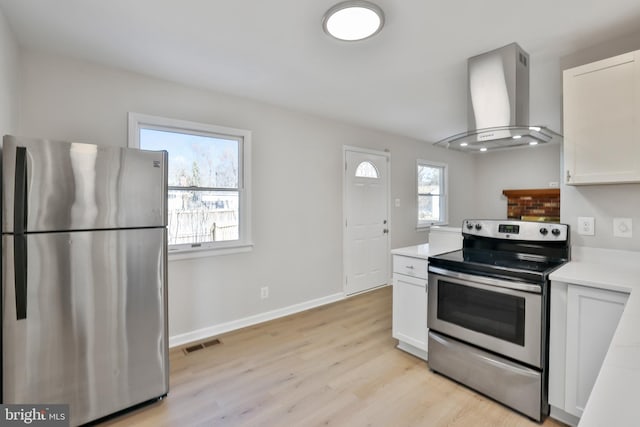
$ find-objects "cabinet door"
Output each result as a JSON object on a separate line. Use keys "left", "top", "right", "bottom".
{"left": 392, "top": 273, "right": 427, "bottom": 352}
{"left": 563, "top": 50, "right": 640, "bottom": 184}
{"left": 549, "top": 281, "right": 570, "bottom": 408}
{"left": 564, "top": 285, "right": 628, "bottom": 417}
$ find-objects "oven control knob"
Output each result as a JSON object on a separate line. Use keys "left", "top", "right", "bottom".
{"left": 466, "top": 223, "right": 473, "bottom": 230}
{"left": 474, "top": 223, "right": 482, "bottom": 231}
{"left": 539, "top": 227, "right": 548, "bottom": 235}
{"left": 551, "top": 228, "right": 561, "bottom": 236}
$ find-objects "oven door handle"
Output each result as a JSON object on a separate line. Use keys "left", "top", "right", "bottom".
{"left": 428, "top": 266, "right": 542, "bottom": 294}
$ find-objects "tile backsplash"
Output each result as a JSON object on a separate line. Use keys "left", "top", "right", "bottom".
{"left": 503, "top": 189, "right": 560, "bottom": 222}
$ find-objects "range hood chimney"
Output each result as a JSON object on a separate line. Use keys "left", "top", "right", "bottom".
{"left": 435, "top": 43, "right": 561, "bottom": 152}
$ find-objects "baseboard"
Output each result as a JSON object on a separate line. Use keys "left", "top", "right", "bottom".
{"left": 549, "top": 406, "right": 580, "bottom": 427}
{"left": 396, "top": 341, "right": 428, "bottom": 361}
{"left": 169, "top": 292, "right": 345, "bottom": 348}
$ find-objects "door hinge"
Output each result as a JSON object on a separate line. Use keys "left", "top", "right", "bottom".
{"left": 566, "top": 170, "right": 571, "bottom": 182}
{"left": 345, "top": 161, "right": 348, "bottom": 172}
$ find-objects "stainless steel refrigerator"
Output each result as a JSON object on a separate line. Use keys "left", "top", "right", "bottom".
{"left": 1, "top": 135, "right": 169, "bottom": 425}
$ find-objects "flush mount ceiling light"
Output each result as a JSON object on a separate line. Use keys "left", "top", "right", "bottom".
{"left": 323, "top": 1, "right": 385, "bottom": 41}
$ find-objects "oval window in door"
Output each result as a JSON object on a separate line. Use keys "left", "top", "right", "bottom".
{"left": 355, "top": 161, "right": 379, "bottom": 178}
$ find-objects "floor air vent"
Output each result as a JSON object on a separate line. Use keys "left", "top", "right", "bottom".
{"left": 183, "top": 338, "right": 222, "bottom": 355}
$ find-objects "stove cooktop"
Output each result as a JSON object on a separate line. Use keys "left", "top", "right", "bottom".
{"left": 428, "top": 220, "right": 570, "bottom": 285}
{"left": 428, "top": 248, "right": 567, "bottom": 285}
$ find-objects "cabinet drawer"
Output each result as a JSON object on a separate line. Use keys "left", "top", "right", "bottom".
{"left": 393, "top": 255, "right": 428, "bottom": 279}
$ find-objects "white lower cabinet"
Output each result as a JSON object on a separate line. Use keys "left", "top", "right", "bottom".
{"left": 549, "top": 281, "right": 629, "bottom": 425}
{"left": 392, "top": 255, "right": 428, "bottom": 360}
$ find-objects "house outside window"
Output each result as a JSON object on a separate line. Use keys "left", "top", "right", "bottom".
{"left": 128, "top": 113, "right": 252, "bottom": 256}
{"left": 417, "top": 160, "right": 448, "bottom": 227}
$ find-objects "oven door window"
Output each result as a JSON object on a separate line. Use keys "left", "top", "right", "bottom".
{"left": 437, "top": 280, "right": 525, "bottom": 346}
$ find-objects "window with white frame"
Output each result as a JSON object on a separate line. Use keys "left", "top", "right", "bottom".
{"left": 417, "top": 160, "right": 447, "bottom": 227}
{"left": 128, "top": 113, "right": 252, "bottom": 255}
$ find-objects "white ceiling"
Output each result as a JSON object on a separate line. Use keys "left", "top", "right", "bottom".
{"left": 2, "top": 0, "right": 640, "bottom": 143}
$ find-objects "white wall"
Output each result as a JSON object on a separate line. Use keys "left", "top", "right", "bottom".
{"left": 391, "top": 141, "right": 476, "bottom": 240}
{"left": 473, "top": 144, "right": 561, "bottom": 219}
{"left": 560, "top": 31, "right": 640, "bottom": 250}
{"left": 17, "top": 50, "right": 475, "bottom": 343}
{"left": 0, "top": 7, "right": 18, "bottom": 135}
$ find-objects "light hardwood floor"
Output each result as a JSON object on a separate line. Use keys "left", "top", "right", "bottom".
{"left": 101, "top": 286, "right": 566, "bottom": 427}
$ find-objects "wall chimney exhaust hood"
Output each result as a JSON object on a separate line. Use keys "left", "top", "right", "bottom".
{"left": 435, "top": 43, "right": 561, "bottom": 152}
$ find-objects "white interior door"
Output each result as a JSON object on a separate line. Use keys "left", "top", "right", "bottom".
{"left": 344, "top": 148, "right": 389, "bottom": 295}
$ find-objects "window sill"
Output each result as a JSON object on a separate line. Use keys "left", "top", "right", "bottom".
{"left": 416, "top": 222, "right": 448, "bottom": 230}
{"left": 168, "top": 242, "right": 254, "bottom": 261}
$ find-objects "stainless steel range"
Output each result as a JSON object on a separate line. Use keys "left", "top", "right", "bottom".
{"left": 427, "top": 219, "right": 570, "bottom": 421}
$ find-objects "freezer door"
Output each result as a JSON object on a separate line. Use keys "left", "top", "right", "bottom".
{"left": 2, "top": 228, "right": 169, "bottom": 426}
{"left": 2, "top": 135, "right": 167, "bottom": 232}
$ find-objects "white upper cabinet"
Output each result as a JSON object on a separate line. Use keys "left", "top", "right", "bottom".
{"left": 563, "top": 50, "right": 640, "bottom": 185}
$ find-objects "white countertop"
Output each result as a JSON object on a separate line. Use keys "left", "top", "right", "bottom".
{"left": 391, "top": 243, "right": 430, "bottom": 260}
{"left": 390, "top": 227, "right": 462, "bottom": 260}
{"left": 550, "top": 246, "right": 640, "bottom": 427}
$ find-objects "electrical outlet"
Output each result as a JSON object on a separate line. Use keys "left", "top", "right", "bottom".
{"left": 613, "top": 218, "right": 632, "bottom": 238}
{"left": 395, "top": 198, "right": 400, "bottom": 208}
{"left": 577, "top": 217, "right": 595, "bottom": 236}
{"left": 260, "top": 286, "right": 269, "bottom": 299}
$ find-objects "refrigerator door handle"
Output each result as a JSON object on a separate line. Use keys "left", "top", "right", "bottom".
{"left": 14, "top": 235, "right": 27, "bottom": 320}
{"left": 14, "top": 146, "right": 28, "bottom": 320}
{"left": 14, "top": 146, "right": 28, "bottom": 234}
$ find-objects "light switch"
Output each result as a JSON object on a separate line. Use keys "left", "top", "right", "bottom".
{"left": 613, "top": 218, "right": 632, "bottom": 238}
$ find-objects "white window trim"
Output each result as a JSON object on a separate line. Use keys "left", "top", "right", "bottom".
{"left": 128, "top": 112, "right": 253, "bottom": 259}
{"left": 416, "top": 159, "right": 448, "bottom": 229}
